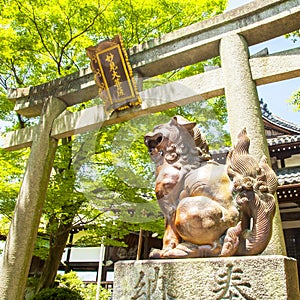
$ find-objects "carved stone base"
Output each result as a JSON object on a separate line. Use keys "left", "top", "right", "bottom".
{"left": 113, "top": 255, "right": 299, "bottom": 300}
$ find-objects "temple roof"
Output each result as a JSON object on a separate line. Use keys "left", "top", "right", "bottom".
{"left": 210, "top": 100, "right": 300, "bottom": 194}
{"left": 268, "top": 134, "right": 300, "bottom": 159}
{"left": 260, "top": 99, "right": 300, "bottom": 135}
{"left": 211, "top": 135, "right": 300, "bottom": 150}
{"left": 211, "top": 134, "right": 300, "bottom": 163}
{"left": 268, "top": 135, "right": 300, "bottom": 146}
{"left": 211, "top": 101, "right": 300, "bottom": 163}
{"left": 277, "top": 167, "right": 300, "bottom": 186}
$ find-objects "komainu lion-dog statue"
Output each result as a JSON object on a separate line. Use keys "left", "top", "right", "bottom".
{"left": 144, "top": 116, "right": 278, "bottom": 258}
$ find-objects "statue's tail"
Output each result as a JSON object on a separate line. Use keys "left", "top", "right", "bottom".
{"left": 235, "top": 191, "right": 276, "bottom": 255}
{"left": 226, "top": 129, "right": 277, "bottom": 256}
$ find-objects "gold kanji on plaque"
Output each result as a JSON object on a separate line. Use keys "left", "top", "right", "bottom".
{"left": 86, "top": 35, "right": 142, "bottom": 114}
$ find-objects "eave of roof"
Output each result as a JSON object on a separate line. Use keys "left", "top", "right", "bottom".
{"left": 211, "top": 134, "right": 300, "bottom": 158}
{"left": 276, "top": 167, "right": 300, "bottom": 186}
{"left": 268, "top": 135, "right": 300, "bottom": 146}
{"left": 260, "top": 99, "right": 300, "bottom": 135}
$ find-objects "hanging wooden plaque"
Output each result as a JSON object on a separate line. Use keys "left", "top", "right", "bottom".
{"left": 86, "top": 35, "right": 142, "bottom": 114}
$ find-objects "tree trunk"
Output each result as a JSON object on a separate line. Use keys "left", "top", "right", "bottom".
{"left": 36, "top": 221, "right": 73, "bottom": 292}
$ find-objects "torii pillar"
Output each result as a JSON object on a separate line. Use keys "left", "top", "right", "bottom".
{"left": 0, "top": 96, "right": 66, "bottom": 300}
{"left": 219, "top": 33, "right": 286, "bottom": 255}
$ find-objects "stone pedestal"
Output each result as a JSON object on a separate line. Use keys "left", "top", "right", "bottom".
{"left": 113, "top": 255, "right": 299, "bottom": 300}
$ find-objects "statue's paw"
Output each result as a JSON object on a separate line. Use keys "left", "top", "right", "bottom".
{"left": 236, "top": 195, "right": 249, "bottom": 206}
{"left": 150, "top": 242, "right": 224, "bottom": 259}
{"left": 161, "top": 247, "right": 189, "bottom": 258}
{"left": 220, "top": 222, "right": 242, "bottom": 257}
{"left": 149, "top": 248, "right": 164, "bottom": 258}
{"left": 221, "top": 239, "right": 239, "bottom": 257}
{"left": 159, "top": 243, "right": 197, "bottom": 258}
{"left": 149, "top": 246, "right": 184, "bottom": 259}
{"left": 163, "top": 242, "right": 221, "bottom": 258}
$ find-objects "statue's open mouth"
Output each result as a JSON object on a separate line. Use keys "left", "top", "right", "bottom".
{"left": 144, "top": 133, "right": 163, "bottom": 154}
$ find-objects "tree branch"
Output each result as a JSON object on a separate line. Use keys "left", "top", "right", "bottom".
{"left": 72, "top": 211, "right": 104, "bottom": 228}
{"left": 57, "top": 0, "right": 114, "bottom": 73}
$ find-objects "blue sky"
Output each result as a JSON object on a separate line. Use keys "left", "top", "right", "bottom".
{"left": 227, "top": 0, "right": 300, "bottom": 126}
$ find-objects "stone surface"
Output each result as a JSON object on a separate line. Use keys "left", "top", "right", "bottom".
{"left": 113, "top": 255, "right": 299, "bottom": 300}
{"left": 4, "top": 46, "right": 300, "bottom": 150}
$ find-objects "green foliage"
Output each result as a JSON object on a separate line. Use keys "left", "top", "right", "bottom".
{"left": 285, "top": 30, "right": 300, "bottom": 112}
{"left": 30, "top": 287, "right": 83, "bottom": 300}
{"left": 55, "top": 271, "right": 111, "bottom": 300}
{"left": 27, "top": 272, "right": 112, "bottom": 300}
{"left": 0, "top": 216, "right": 11, "bottom": 238}
{"left": 287, "top": 89, "right": 300, "bottom": 112}
{"left": 0, "top": 0, "right": 230, "bottom": 240}
{"left": 0, "top": 0, "right": 227, "bottom": 91}
{"left": 1, "top": 0, "right": 101, "bottom": 85}
{"left": 0, "top": 0, "right": 230, "bottom": 289}
{"left": 33, "top": 235, "right": 50, "bottom": 260}
{"left": 285, "top": 29, "right": 300, "bottom": 43}
{"left": 0, "top": 94, "right": 14, "bottom": 122}
{"left": 0, "top": 148, "right": 28, "bottom": 226}
{"left": 55, "top": 271, "right": 85, "bottom": 293}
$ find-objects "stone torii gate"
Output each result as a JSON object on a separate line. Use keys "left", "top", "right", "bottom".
{"left": 1, "top": 0, "right": 300, "bottom": 299}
